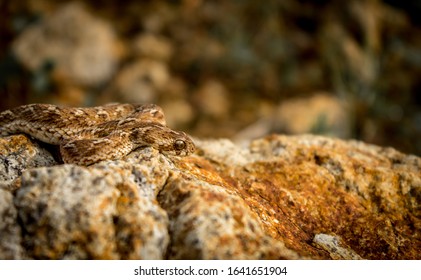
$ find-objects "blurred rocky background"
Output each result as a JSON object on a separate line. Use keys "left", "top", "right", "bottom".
{"left": 1, "top": 0, "right": 420, "bottom": 155}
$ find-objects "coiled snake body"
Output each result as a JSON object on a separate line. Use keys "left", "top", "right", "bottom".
{"left": 0, "top": 103, "right": 195, "bottom": 165}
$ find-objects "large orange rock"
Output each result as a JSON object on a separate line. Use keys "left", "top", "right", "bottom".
{"left": 0, "top": 134, "right": 419, "bottom": 259}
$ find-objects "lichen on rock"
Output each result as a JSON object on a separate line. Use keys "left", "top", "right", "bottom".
{"left": 0, "top": 133, "right": 420, "bottom": 259}
{"left": 13, "top": 150, "right": 170, "bottom": 260}
{"left": 0, "top": 135, "right": 56, "bottom": 191}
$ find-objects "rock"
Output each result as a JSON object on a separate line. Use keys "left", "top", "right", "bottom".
{"left": 159, "top": 173, "right": 298, "bottom": 259}
{"left": 14, "top": 148, "right": 170, "bottom": 260}
{"left": 103, "top": 59, "right": 170, "bottom": 104}
{"left": 313, "top": 233, "right": 363, "bottom": 260}
{"left": 12, "top": 3, "right": 118, "bottom": 87}
{"left": 0, "top": 133, "right": 420, "bottom": 259}
{"left": 193, "top": 80, "right": 230, "bottom": 119}
{"left": 133, "top": 34, "right": 174, "bottom": 61}
{"left": 245, "top": 135, "right": 420, "bottom": 259}
{"left": 274, "top": 93, "right": 351, "bottom": 138}
{"left": 0, "top": 189, "right": 24, "bottom": 259}
{"left": 0, "top": 135, "right": 56, "bottom": 191}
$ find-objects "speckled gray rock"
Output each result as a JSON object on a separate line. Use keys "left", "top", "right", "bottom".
{"left": 14, "top": 151, "right": 170, "bottom": 259}
{"left": 0, "top": 135, "right": 56, "bottom": 191}
{"left": 0, "top": 189, "right": 24, "bottom": 259}
{"left": 313, "top": 233, "right": 363, "bottom": 260}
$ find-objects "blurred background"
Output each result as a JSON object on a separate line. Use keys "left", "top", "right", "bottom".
{"left": 0, "top": 0, "right": 420, "bottom": 155}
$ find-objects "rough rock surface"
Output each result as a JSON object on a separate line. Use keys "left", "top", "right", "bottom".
{"left": 0, "top": 135, "right": 56, "bottom": 191}
{"left": 0, "top": 133, "right": 419, "bottom": 259}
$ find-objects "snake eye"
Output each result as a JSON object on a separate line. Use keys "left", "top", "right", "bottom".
{"left": 174, "top": 139, "right": 186, "bottom": 151}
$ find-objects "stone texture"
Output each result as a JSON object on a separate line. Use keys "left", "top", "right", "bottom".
{"left": 313, "top": 233, "right": 363, "bottom": 260}
{"left": 0, "top": 133, "right": 420, "bottom": 259}
{"left": 13, "top": 149, "right": 170, "bottom": 260}
{"left": 0, "top": 189, "right": 24, "bottom": 259}
{"left": 159, "top": 173, "right": 298, "bottom": 259}
{"left": 0, "top": 135, "right": 56, "bottom": 191}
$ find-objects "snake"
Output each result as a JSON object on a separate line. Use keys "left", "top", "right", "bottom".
{"left": 0, "top": 103, "right": 195, "bottom": 165}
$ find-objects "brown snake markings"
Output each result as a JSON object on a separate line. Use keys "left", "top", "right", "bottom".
{"left": 0, "top": 103, "right": 195, "bottom": 165}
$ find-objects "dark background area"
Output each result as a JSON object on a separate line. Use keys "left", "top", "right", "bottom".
{"left": 1, "top": 0, "right": 420, "bottom": 155}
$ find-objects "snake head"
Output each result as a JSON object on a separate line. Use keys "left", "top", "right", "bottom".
{"left": 168, "top": 133, "right": 196, "bottom": 156}
{"left": 131, "top": 124, "right": 195, "bottom": 156}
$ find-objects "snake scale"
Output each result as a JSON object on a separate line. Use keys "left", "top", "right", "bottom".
{"left": 0, "top": 103, "right": 195, "bottom": 165}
